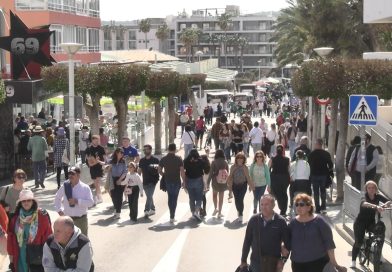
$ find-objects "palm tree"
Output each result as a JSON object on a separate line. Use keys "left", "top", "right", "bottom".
{"left": 179, "top": 28, "right": 200, "bottom": 62}
{"left": 138, "top": 18, "right": 151, "bottom": 49}
{"left": 218, "top": 13, "right": 232, "bottom": 68}
{"left": 207, "top": 33, "right": 219, "bottom": 57}
{"left": 227, "top": 34, "right": 240, "bottom": 70}
{"left": 155, "top": 22, "right": 170, "bottom": 53}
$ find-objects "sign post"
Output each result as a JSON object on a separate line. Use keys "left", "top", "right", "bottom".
{"left": 349, "top": 95, "right": 378, "bottom": 191}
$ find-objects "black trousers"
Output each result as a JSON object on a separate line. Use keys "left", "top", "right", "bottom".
{"left": 232, "top": 183, "right": 247, "bottom": 216}
{"left": 56, "top": 166, "right": 69, "bottom": 188}
{"left": 271, "top": 173, "right": 289, "bottom": 215}
{"left": 291, "top": 256, "right": 329, "bottom": 272}
{"left": 110, "top": 177, "right": 125, "bottom": 213}
{"left": 128, "top": 186, "right": 140, "bottom": 221}
{"left": 352, "top": 220, "right": 385, "bottom": 261}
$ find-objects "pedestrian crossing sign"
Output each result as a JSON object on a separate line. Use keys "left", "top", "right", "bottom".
{"left": 349, "top": 95, "right": 378, "bottom": 126}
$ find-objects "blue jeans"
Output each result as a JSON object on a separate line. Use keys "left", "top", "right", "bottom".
{"left": 143, "top": 183, "right": 156, "bottom": 212}
{"left": 243, "top": 142, "right": 249, "bottom": 156}
{"left": 288, "top": 139, "right": 296, "bottom": 160}
{"left": 253, "top": 185, "right": 266, "bottom": 212}
{"left": 166, "top": 182, "right": 181, "bottom": 219}
{"left": 186, "top": 177, "right": 203, "bottom": 212}
{"left": 184, "top": 144, "right": 193, "bottom": 159}
{"left": 219, "top": 142, "right": 231, "bottom": 161}
{"left": 311, "top": 175, "right": 327, "bottom": 212}
{"left": 251, "top": 143, "right": 262, "bottom": 154}
{"left": 33, "top": 160, "right": 46, "bottom": 185}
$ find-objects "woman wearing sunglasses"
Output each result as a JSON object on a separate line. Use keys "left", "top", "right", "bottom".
{"left": 249, "top": 151, "right": 270, "bottom": 214}
{"left": 0, "top": 169, "right": 26, "bottom": 218}
{"left": 288, "top": 193, "right": 346, "bottom": 272}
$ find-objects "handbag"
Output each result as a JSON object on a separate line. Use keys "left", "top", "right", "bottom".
{"left": 62, "top": 147, "right": 69, "bottom": 165}
{"left": 26, "top": 244, "right": 44, "bottom": 266}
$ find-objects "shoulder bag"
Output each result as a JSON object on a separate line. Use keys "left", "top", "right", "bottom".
{"left": 187, "top": 132, "right": 196, "bottom": 148}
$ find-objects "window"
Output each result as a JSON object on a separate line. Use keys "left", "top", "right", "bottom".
{"left": 191, "top": 23, "right": 198, "bottom": 29}
{"left": 63, "top": 0, "right": 76, "bottom": 13}
{"left": 76, "top": 0, "right": 88, "bottom": 14}
{"left": 128, "top": 41, "right": 137, "bottom": 49}
{"left": 88, "top": 28, "right": 99, "bottom": 52}
{"left": 128, "top": 30, "right": 136, "bottom": 40}
{"left": 179, "top": 24, "right": 186, "bottom": 31}
{"left": 76, "top": 27, "right": 87, "bottom": 48}
{"left": 88, "top": 0, "right": 100, "bottom": 17}
{"left": 202, "top": 23, "right": 210, "bottom": 31}
{"left": 48, "top": 0, "right": 62, "bottom": 11}
{"left": 63, "top": 25, "right": 76, "bottom": 43}
{"left": 16, "top": 0, "right": 46, "bottom": 10}
{"left": 50, "top": 25, "right": 62, "bottom": 53}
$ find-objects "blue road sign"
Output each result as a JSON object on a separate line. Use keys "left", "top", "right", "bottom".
{"left": 349, "top": 95, "right": 378, "bottom": 126}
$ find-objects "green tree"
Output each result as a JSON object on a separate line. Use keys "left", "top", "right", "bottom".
{"left": 238, "top": 36, "right": 249, "bottom": 72}
{"left": 218, "top": 13, "right": 232, "bottom": 68}
{"left": 139, "top": 19, "right": 151, "bottom": 49}
{"left": 179, "top": 28, "right": 201, "bottom": 63}
{"left": 0, "top": 79, "right": 5, "bottom": 104}
{"left": 207, "top": 33, "right": 219, "bottom": 57}
{"left": 155, "top": 22, "right": 170, "bottom": 52}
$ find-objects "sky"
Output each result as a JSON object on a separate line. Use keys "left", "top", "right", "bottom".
{"left": 100, "top": 0, "right": 290, "bottom": 21}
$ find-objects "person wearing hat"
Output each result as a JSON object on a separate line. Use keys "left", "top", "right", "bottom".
{"left": 27, "top": 126, "right": 48, "bottom": 189}
{"left": 53, "top": 127, "right": 70, "bottom": 189}
{"left": 7, "top": 189, "right": 52, "bottom": 272}
{"left": 54, "top": 166, "right": 94, "bottom": 236}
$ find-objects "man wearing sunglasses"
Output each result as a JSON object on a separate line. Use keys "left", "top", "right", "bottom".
{"left": 54, "top": 167, "right": 94, "bottom": 236}
{"left": 240, "top": 194, "right": 289, "bottom": 272}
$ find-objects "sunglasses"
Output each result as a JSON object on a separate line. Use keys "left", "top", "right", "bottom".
{"left": 16, "top": 175, "right": 26, "bottom": 179}
{"left": 256, "top": 156, "right": 263, "bottom": 159}
{"left": 295, "top": 202, "right": 310, "bottom": 207}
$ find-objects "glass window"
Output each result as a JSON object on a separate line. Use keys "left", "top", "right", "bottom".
{"left": 128, "top": 41, "right": 136, "bottom": 49}
{"left": 76, "top": 27, "right": 87, "bottom": 49}
{"left": 15, "top": 0, "right": 46, "bottom": 10}
{"left": 50, "top": 25, "right": 62, "bottom": 53}
{"left": 63, "top": 25, "right": 76, "bottom": 43}
{"left": 88, "top": 28, "right": 99, "bottom": 52}
{"left": 128, "top": 30, "right": 136, "bottom": 40}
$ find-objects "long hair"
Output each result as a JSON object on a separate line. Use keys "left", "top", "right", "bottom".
{"left": 111, "top": 147, "right": 124, "bottom": 164}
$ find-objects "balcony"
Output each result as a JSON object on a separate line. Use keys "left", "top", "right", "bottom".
{"left": 364, "top": 0, "right": 392, "bottom": 23}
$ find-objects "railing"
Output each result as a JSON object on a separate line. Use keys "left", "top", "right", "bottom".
{"left": 17, "top": 1, "right": 100, "bottom": 17}
{"left": 50, "top": 45, "right": 99, "bottom": 53}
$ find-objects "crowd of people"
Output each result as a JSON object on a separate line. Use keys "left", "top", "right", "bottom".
{"left": 1, "top": 94, "right": 391, "bottom": 272}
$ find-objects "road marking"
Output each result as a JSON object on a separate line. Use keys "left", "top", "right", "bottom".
{"left": 152, "top": 227, "right": 190, "bottom": 272}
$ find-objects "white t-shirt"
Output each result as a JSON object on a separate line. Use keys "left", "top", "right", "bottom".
{"left": 249, "top": 127, "right": 263, "bottom": 144}
{"left": 266, "top": 130, "right": 277, "bottom": 144}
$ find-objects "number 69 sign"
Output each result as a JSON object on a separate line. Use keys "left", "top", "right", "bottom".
{"left": 10, "top": 37, "right": 39, "bottom": 55}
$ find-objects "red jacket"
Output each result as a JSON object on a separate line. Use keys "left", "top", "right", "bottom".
{"left": 7, "top": 208, "right": 52, "bottom": 271}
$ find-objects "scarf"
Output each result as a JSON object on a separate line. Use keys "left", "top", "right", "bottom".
{"left": 16, "top": 208, "right": 39, "bottom": 248}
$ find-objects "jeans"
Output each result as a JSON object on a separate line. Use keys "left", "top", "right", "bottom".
{"left": 213, "top": 138, "right": 220, "bottom": 151}
{"left": 269, "top": 144, "right": 276, "bottom": 157}
{"left": 242, "top": 142, "right": 249, "bottom": 157}
{"left": 288, "top": 139, "right": 296, "bottom": 160}
{"left": 143, "top": 183, "right": 156, "bottom": 212}
{"left": 110, "top": 178, "right": 125, "bottom": 213}
{"left": 232, "top": 183, "right": 247, "bottom": 216}
{"left": 271, "top": 173, "right": 289, "bottom": 215}
{"left": 253, "top": 185, "right": 266, "bottom": 212}
{"left": 184, "top": 144, "right": 193, "bottom": 159}
{"left": 33, "top": 160, "right": 46, "bottom": 185}
{"left": 56, "top": 166, "right": 69, "bottom": 188}
{"left": 128, "top": 186, "right": 140, "bottom": 221}
{"left": 186, "top": 177, "right": 204, "bottom": 212}
{"left": 166, "top": 182, "right": 181, "bottom": 219}
{"left": 219, "top": 142, "right": 231, "bottom": 161}
{"left": 80, "top": 150, "right": 86, "bottom": 164}
{"left": 251, "top": 143, "right": 262, "bottom": 154}
{"left": 311, "top": 175, "right": 327, "bottom": 212}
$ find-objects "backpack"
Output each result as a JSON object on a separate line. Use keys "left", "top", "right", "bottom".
{"left": 196, "top": 119, "right": 205, "bottom": 131}
{"left": 216, "top": 169, "right": 229, "bottom": 184}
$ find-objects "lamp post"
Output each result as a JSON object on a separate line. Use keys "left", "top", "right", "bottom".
{"left": 195, "top": 50, "right": 203, "bottom": 73}
{"left": 313, "top": 47, "right": 333, "bottom": 147}
{"left": 60, "top": 43, "right": 82, "bottom": 166}
{"left": 257, "top": 59, "right": 262, "bottom": 80}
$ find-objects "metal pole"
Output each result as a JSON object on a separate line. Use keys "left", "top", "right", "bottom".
{"left": 68, "top": 54, "right": 75, "bottom": 166}
{"left": 321, "top": 104, "right": 326, "bottom": 147}
{"left": 165, "top": 98, "right": 169, "bottom": 148}
{"left": 359, "top": 125, "right": 366, "bottom": 192}
{"left": 308, "top": 97, "right": 313, "bottom": 149}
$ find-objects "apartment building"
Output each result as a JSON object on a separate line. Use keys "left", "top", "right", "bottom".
{"left": 174, "top": 6, "right": 278, "bottom": 72}
{"left": 101, "top": 18, "right": 176, "bottom": 56}
{"left": 1, "top": 0, "right": 101, "bottom": 65}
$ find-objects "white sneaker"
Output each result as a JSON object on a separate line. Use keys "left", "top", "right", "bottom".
{"left": 170, "top": 218, "right": 176, "bottom": 224}
{"left": 148, "top": 210, "right": 156, "bottom": 216}
{"left": 144, "top": 211, "right": 149, "bottom": 217}
{"left": 212, "top": 209, "right": 218, "bottom": 216}
{"left": 351, "top": 261, "right": 356, "bottom": 268}
{"left": 238, "top": 216, "right": 243, "bottom": 223}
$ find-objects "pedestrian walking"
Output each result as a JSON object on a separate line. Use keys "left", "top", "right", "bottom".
{"left": 227, "top": 152, "right": 254, "bottom": 223}
{"left": 289, "top": 193, "right": 346, "bottom": 272}
{"left": 158, "top": 143, "right": 186, "bottom": 224}
{"left": 231, "top": 124, "right": 244, "bottom": 156}
{"left": 240, "top": 194, "right": 289, "bottom": 272}
{"left": 0, "top": 169, "right": 26, "bottom": 217}
{"left": 43, "top": 216, "right": 94, "bottom": 271}
{"left": 249, "top": 151, "right": 270, "bottom": 214}
{"left": 8, "top": 189, "right": 52, "bottom": 272}
{"left": 122, "top": 162, "right": 143, "bottom": 223}
{"left": 290, "top": 150, "right": 311, "bottom": 208}
{"left": 27, "top": 126, "right": 48, "bottom": 189}
{"left": 121, "top": 136, "right": 140, "bottom": 163}
{"left": 85, "top": 135, "right": 106, "bottom": 204}
{"left": 180, "top": 125, "right": 196, "bottom": 159}
{"left": 55, "top": 166, "right": 94, "bottom": 236}
{"left": 266, "top": 124, "right": 277, "bottom": 157}
{"left": 219, "top": 123, "right": 231, "bottom": 162}
{"left": 184, "top": 149, "right": 208, "bottom": 221}
{"left": 374, "top": 146, "right": 384, "bottom": 185}
{"left": 53, "top": 127, "right": 70, "bottom": 189}
{"left": 268, "top": 144, "right": 290, "bottom": 216}
{"left": 287, "top": 121, "right": 297, "bottom": 160}
{"left": 249, "top": 122, "right": 263, "bottom": 154}
{"left": 207, "top": 150, "right": 228, "bottom": 218}
{"left": 138, "top": 144, "right": 160, "bottom": 217}
{"left": 292, "top": 136, "right": 311, "bottom": 160}
{"left": 345, "top": 136, "right": 360, "bottom": 188}
{"left": 308, "top": 138, "right": 333, "bottom": 214}
{"left": 211, "top": 118, "right": 223, "bottom": 151}
{"left": 195, "top": 116, "right": 206, "bottom": 150}
{"left": 108, "top": 147, "right": 127, "bottom": 219}
{"left": 78, "top": 126, "right": 90, "bottom": 164}
{"left": 295, "top": 113, "right": 307, "bottom": 143}
{"left": 179, "top": 112, "right": 190, "bottom": 136}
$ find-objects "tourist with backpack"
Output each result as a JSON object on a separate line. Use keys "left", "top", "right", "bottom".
{"left": 249, "top": 151, "right": 270, "bottom": 214}
{"left": 227, "top": 152, "right": 254, "bottom": 223}
{"left": 195, "top": 116, "right": 206, "bottom": 150}
{"left": 207, "top": 150, "right": 229, "bottom": 218}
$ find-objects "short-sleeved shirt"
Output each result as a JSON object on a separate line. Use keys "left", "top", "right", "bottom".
{"left": 139, "top": 156, "right": 160, "bottom": 184}
{"left": 85, "top": 145, "right": 105, "bottom": 161}
{"left": 123, "top": 145, "right": 139, "bottom": 159}
{"left": 159, "top": 153, "right": 183, "bottom": 183}
{"left": 357, "top": 193, "right": 389, "bottom": 224}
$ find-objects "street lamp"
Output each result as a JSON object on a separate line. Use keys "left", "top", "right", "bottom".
{"left": 313, "top": 47, "right": 334, "bottom": 147}
{"left": 60, "top": 43, "right": 83, "bottom": 166}
{"left": 257, "top": 59, "right": 262, "bottom": 80}
{"left": 195, "top": 50, "right": 204, "bottom": 73}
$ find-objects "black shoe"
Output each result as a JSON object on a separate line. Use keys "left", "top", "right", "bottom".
{"left": 40, "top": 183, "right": 45, "bottom": 189}
{"left": 253, "top": 209, "right": 257, "bottom": 214}
{"left": 35, "top": 184, "right": 39, "bottom": 189}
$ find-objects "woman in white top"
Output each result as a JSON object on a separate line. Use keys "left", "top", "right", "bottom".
{"left": 290, "top": 150, "right": 311, "bottom": 197}
{"left": 181, "top": 125, "right": 196, "bottom": 159}
{"left": 121, "top": 162, "right": 143, "bottom": 223}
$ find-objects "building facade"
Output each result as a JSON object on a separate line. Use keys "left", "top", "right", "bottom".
{"left": 101, "top": 18, "right": 176, "bottom": 56}
{"left": 174, "top": 6, "right": 278, "bottom": 72}
{"left": 1, "top": 0, "right": 101, "bottom": 67}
